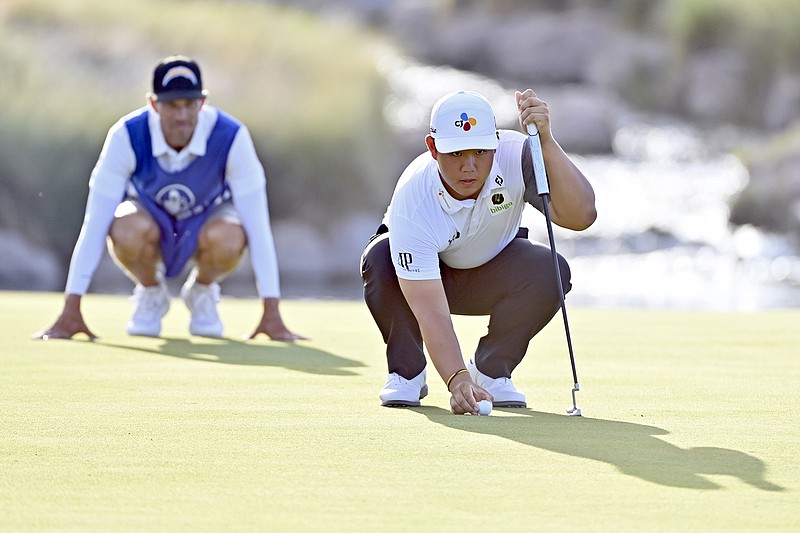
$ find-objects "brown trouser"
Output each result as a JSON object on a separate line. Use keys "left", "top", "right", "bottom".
{"left": 360, "top": 227, "right": 571, "bottom": 380}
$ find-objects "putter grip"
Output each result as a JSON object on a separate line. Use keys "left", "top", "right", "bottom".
{"left": 526, "top": 124, "right": 550, "bottom": 195}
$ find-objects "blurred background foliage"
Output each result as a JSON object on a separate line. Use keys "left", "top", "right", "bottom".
{"left": 669, "top": 0, "right": 800, "bottom": 63}
{"left": 0, "top": 0, "right": 395, "bottom": 262}
{"left": 667, "top": 0, "right": 800, "bottom": 122}
{"left": 664, "top": 0, "right": 800, "bottom": 234}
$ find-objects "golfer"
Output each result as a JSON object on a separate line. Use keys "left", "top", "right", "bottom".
{"left": 360, "top": 89, "right": 596, "bottom": 414}
{"left": 35, "top": 55, "right": 303, "bottom": 341}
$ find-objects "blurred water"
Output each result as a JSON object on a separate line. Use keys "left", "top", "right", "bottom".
{"left": 378, "top": 55, "right": 800, "bottom": 311}
{"left": 535, "top": 127, "right": 800, "bottom": 311}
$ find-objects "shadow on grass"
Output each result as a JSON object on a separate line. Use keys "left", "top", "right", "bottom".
{"left": 100, "top": 337, "right": 364, "bottom": 376}
{"left": 413, "top": 406, "right": 785, "bottom": 492}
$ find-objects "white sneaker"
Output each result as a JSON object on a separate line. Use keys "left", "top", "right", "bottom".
{"left": 468, "top": 359, "right": 526, "bottom": 407}
{"left": 379, "top": 368, "right": 428, "bottom": 407}
{"left": 126, "top": 280, "right": 170, "bottom": 337}
{"left": 181, "top": 269, "right": 223, "bottom": 338}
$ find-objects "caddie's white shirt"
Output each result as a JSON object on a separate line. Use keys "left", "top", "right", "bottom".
{"left": 65, "top": 104, "right": 281, "bottom": 298}
{"left": 384, "top": 130, "right": 530, "bottom": 280}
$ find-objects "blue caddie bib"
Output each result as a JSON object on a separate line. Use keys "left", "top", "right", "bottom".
{"left": 125, "top": 110, "right": 240, "bottom": 277}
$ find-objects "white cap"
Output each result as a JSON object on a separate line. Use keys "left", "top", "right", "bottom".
{"left": 429, "top": 91, "right": 499, "bottom": 153}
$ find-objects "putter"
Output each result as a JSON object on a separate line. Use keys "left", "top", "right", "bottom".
{"left": 527, "top": 123, "right": 582, "bottom": 416}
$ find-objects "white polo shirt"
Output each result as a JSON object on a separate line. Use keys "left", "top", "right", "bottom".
{"left": 65, "top": 104, "right": 281, "bottom": 298}
{"left": 384, "top": 130, "right": 535, "bottom": 280}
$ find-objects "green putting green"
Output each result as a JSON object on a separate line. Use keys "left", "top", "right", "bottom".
{"left": 2, "top": 291, "right": 798, "bottom": 531}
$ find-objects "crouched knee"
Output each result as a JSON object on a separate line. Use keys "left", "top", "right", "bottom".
{"left": 199, "top": 219, "right": 246, "bottom": 259}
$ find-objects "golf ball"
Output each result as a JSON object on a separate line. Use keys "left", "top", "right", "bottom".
{"left": 477, "top": 399, "right": 492, "bottom": 416}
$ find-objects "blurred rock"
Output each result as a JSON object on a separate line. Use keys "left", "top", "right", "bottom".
{"left": 585, "top": 32, "right": 675, "bottom": 114}
{"left": 273, "top": 220, "right": 329, "bottom": 279}
{"left": 0, "top": 230, "right": 63, "bottom": 291}
{"left": 391, "top": 6, "right": 607, "bottom": 86}
{"left": 272, "top": 214, "right": 377, "bottom": 279}
{"left": 731, "top": 150, "right": 800, "bottom": 242}
{"left": 217, "top": 215, "right": 377, "bottom": 299}
{"left": 536, "top": 85, "right": 619, "bottom": 154}
{"left": 683, "top": 48, "right": 749, "bottom": 124}
{"left": 764, "top": 73, "right": 800, "bottom": 131}
{"left": 485, "top": 10, "right": 614, "bottom": 86}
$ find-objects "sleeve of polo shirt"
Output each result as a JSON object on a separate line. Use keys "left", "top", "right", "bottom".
{"left": 387, "top": 214, "right": 442, "bottom": 281}
{"left": 225, "top": 125, "right": 281, "bottom": 298}
{"left": 64, "top": 121, "right": 135, "bottom": 295}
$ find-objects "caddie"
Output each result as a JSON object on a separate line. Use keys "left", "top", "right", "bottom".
{"left": 35, "top": 55, "right": 304, "bottom": 341}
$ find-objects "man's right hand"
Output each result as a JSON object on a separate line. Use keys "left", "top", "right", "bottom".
{"left": 32, "top": 294, "right": 97, "bottom": 341}
{"left": 449, "top": 374, "right": 494, "bottom": 415}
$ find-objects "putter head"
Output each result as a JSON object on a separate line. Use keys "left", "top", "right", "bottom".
{"left": 567, "top": 383, "right": 581, "bottom": 416}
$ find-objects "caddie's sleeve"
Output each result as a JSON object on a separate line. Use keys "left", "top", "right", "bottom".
{"left": 64, "top": 121, "right": 135, "bottom": 295}
{"left": 225, "top": 126, "right": 281, "bottom": 298}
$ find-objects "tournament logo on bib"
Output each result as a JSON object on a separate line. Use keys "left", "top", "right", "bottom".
{"left": 488, "top": 190, "right": 513, "bottom": 216}
{"left": 156, "top": 184, "right": 196, "bottom": 218}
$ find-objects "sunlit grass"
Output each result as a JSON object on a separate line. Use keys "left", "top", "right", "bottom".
{"left": 2, "top": 292, "right": 799, "bottom": 531}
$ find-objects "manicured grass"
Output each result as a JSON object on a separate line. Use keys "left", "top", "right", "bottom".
{"left": 2, "top": 291, "right": 798, "bottom": 531}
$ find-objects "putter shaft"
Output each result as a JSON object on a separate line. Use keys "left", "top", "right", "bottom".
{"left": 529, "top": 124, "right": 582, "bottom": 416}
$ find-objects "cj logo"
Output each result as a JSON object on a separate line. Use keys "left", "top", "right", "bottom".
{"left": 156, "top": 184, "right": 196, "bottom": 217}
{"left": 454, "top": 112, "right": 477, "bottom": 131}
{"left": 437, "top": 189, "right": 451, "bottom": 209}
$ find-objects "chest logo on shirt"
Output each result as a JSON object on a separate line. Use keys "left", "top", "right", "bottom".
{"left": 156, "top": 184, "right": 196, "bottom": 219}
{"left": 437, "top": 189, "right": 452, "bottom": 209}
{"left": 488, "top": 189, "right": 513, "bottom": 216}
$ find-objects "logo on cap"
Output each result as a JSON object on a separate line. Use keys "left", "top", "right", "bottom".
{"left": 454, "top": 113, "right": 477, "bottom": 131}
{"left": 152, "top": 56, "right": 205, "bottom": 101}
{"left": 162, "top": 66, "right": 198, "bottom": 87}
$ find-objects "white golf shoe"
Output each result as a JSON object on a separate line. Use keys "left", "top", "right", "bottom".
{"left": 379, "top": 368, "right": 428, "bottom": 407}
{"left": 181, "top": 269, "right": 224, "bottom": 338}
{"left": 467, "top": 359, "right": 527, "bottom": 407}
{"left": 126, "top": 280, "right": 170, "bottom": 337}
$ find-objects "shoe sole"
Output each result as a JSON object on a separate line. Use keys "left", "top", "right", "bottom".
{"left": 126, "top": 323, "right": 162, "bottom": 337}
{"left": 380, "top": 384, "right": 428, "bottom": 408}
{"left": 493, "top": 401, "right": 527, "bottom": 408}
{"left": 189, "top": 329, "right": 224, "bottom": 338}
{"left": 381, "top": 400, "right": 420, "bottom": 408}
{"left": 126, "top": 330, "right": 161, "bottom": 338}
